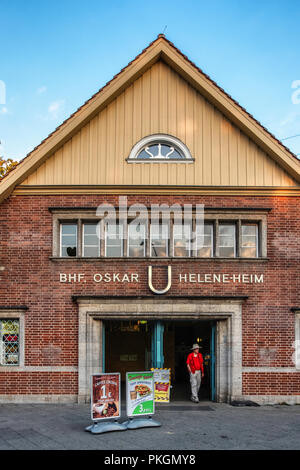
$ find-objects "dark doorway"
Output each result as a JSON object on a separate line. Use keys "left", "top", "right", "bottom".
{"left": 173, "top": 320, "right": 212, "bottom": 401}
{"left": 104, "top": 320, "right": 153, "bottom": 380}
{"left": 104, "top": 319, "right": 216, "bottom": 402}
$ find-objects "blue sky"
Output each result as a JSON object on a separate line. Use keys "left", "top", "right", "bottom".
{"left": 1, "top": 0, "right": 300, "bottom": 160}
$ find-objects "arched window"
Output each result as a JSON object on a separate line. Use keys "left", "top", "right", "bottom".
{"left": 127, "top": 134, "right": 193, "bottom": 163}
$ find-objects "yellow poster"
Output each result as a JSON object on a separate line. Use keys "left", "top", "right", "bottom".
{"left": 151, "top": 368, "right": 171, "bottom": 402}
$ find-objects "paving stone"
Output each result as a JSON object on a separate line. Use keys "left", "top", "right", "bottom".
{"left": 0, "top": 402, "right": 299, "bottom": 449}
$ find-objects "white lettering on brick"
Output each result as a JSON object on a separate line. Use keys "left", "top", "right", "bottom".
{"left": 59, "top": 273, "right": 67, "bottom": 283}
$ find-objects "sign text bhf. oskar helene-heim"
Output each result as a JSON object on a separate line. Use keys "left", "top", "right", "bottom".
{"left": 59, "top": 270, "right": 264, "bottom": 285}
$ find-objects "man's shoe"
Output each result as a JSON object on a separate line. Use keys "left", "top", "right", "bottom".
{"left": 190, "top": 396, "right": 199, "bottom": 403}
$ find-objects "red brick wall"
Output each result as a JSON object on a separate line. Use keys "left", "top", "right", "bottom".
{"left": 243, "top": 373, "right": 300, "bottom": 395}
{"left": 0, "top": 372, "right": 78, "bottom": 395}
{"left": 0, "top": 193, "right": 299, "bottom": 396}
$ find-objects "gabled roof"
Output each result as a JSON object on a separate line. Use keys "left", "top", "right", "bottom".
{"left": 1, "top": 34, "right": 300, "bottom": 202}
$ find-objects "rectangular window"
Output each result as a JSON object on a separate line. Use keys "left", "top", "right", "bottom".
{"left": 196, "top": 223, "right": 213, "bottom": 257}
{"left": 0, "top": 319, "right": 20, "bottom": 366}
{"left": 83, "top": 223, "right": 100, "bottom": 257}
{"left": 128, "top": 222, "right": 146, "bottom": 257}
{"left": 241, "top": 224, "right": 258, "bottom": 258}
{"left": 60, "top": 223, "right": 77, "bottom": 257}
{"left": 54, "top": 212, "right": 266, "bottom": 259}
{"left": 173, "top": 223, "right": 191, "bottom": 257}
{"left": 219, "top": 223, "right": 236, "bottom": 257}
{"left": 150, "top": 223, "right": 169, "bottom": 257}
{"left": 105, "top": 223, "right": 123, "bottom": 257}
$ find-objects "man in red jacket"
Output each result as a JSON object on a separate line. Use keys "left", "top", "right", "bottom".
{"left": 186, "top": 343, "right": 204, "bottom": 403}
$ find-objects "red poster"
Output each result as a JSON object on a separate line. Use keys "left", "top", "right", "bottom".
{"left": 155, "top": 383, "right": 169, "bottom": 392}
{"left": 91, "top": 373, "right": 121, "bottom": 421}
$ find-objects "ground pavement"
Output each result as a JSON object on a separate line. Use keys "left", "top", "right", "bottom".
{"left": 0, "top": 400, "right": 299, "bottom": 450}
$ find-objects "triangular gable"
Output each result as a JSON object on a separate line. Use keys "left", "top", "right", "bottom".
{"left": 19, "top": 60, "right": 298, "bottom": 189}
{"left": 1, "top": 35, "right": 299, "bottom": 202}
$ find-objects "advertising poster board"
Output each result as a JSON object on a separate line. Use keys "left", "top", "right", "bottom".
{"left": 91, "top": 373, "right": 121, "bottom": 422}
{"left": 151, "top": 368, "right": 171, "bottom": 402}
{"left": 126, "top": 371, "right": 155, "bottom": 417}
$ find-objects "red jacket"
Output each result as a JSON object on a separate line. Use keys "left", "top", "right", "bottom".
{"left": 186, "top": 352, "right": 204, "bottom": 374}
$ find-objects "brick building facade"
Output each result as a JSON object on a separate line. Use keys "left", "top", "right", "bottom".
{"left": 0, "top": 36, "right": 299, "bottom": 404}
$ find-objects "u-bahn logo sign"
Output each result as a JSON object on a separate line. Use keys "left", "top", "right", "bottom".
{"left": 148, "top": 266, "right": 172, "bottom": 295}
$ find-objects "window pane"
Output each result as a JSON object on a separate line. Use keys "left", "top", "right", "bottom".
{"left": 196, "top": 224, "right": 213, "bottom": 257}
{"left": 220, "top": 236, "right": 234, "bottom": 247}
{"left": 128, "top": 223, "right": 146, "bottom": 257}
{"left": 107, "top": 237, "right": 122, "bottom": 247}
{"left": 242, "top": 225, "right": 257, "bottom": 236}
{"left": 219, "top": 247, "right": 235, "bottom": 257}
{"left": 219, "top": 224, "right": 235, "bottom": 257}
{"left": 137, "top": 143, "right": 184, "bottom": 160}
{"left": 173, "top": 240, "right": 189, "bottom": 257}
{"left": 83, "top": 223, "right": 99, "bottom": 257}
{"left": 106, "top": 245, "right": 122, "bottom": 257}
{"left": 151, "top": 224, "right": 169, "bottom": 257}
{"left": 84, "top": 246, "right": 99, "bottom": 257}
{"left": 198, "top": 246, "right": 213, "bottom": 257}
{"left": 240, "top": 246, "right": 257, "bottom": 258}
{"left": 84, "top": 224, "right": 99, "bottom": 235}
{"left": 84, "top": 234, "right": 99, "bottom": 243}
{"left": 106, "top": 224, "right": 122, "bottom": 237}
{"left": 241, "top": 235, "right": 256, "bottom": 246}
{"left": 0, "top": 319, "right": 20, "bottom": 365}
{"left": 173, "top": 224, "right": 191, "bottom": 257}
{"left": 241, "top": 224, "right": 258, "bottom": 258}
{"left": 61, "top": 224, "right": 77, "bottom": 257}
{"left": 106, "top": 223, "right": 123, "bottom": 257}
{"left": 61, "top": 235, "right": 77, "bottom": 246}
{"left": 61, "top": 224, "right": 77, "bottom": 235}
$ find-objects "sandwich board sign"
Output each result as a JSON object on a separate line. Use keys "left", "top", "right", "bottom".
{"left": 126, "top": 371, "right": 155, "bottom": 416}
{"left": 123, "top": 371, "right": 161, "bottom": 429}
{"left": 85, "top": 373, "right": 126, "bottom": 434}
{"left": 91, "top": 373, "right": 121, "bottom": 421}
{"left": 151, "top": 368, "right": 171, "bottom": 402}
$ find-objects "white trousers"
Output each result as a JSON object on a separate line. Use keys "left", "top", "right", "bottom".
{"left": 190, "top": 370, "right": 201, "bottom": 399}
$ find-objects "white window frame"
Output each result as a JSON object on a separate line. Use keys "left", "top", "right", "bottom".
{"left": 150, "top": 223, "right": 169, "bottom": 257}
{"left": 82, "top": 222, "right": 100, "bottom": 258}
{"left": 127, "top": 134, "right": 194, "bottom": 163}
{"left": 172, "top": 222, "right": 192, "bottom": 258}
{"left": 60, "top": 222, "right": 78, "bottom": 258}
{"left": 105, "top": 222, "right": 124, "bottom": 257}
{"left": 241, "top": 223, "right": 258, "bottom": 258}
{"left": 195, "top": 222, "right": 214, "bottom": 258}
{"left": 127, "top": 222, "right": 146, "bottom": 257}
{"left": 218, "top": 223, "right": 236, "bottom": 258}
{"left": 0, "top": 310, "right": 25, "bottom": 368}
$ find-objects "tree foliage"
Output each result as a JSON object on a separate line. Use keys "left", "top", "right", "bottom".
{"left": 0, "top": 157, "right": 18, "bottom": 180}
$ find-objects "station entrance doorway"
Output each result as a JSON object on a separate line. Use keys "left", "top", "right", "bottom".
{"left": 104, "top": 319, "right": 216, "bottom": 401}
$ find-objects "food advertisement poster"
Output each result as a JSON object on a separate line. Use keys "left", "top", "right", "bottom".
{"left": 154, "top": 382, "right": 170, "bottom": 402}
{"left": 152, "top": 368, "right": 171, "bottom": 402}
{"left": 126, "top": 371, "right": 155, "bottom": 417}
{"left": 91, "top": 373, "right": 121, "bottom": 421}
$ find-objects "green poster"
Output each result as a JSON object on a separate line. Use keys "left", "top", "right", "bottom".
{"left": 126, "top": 371, "right": 155, "bottom": 417}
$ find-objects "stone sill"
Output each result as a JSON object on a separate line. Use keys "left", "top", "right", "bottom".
{"left": 50, "top": 257, "right": 269, "bottom": 263}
